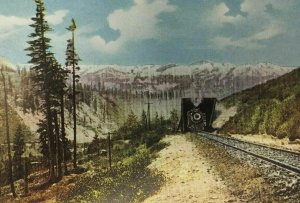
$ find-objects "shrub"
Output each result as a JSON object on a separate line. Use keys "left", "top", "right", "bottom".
{"left": 287, "top": 113, "right": 300, "bottom": 141}
{"left": 61, "top": 146, "right": 164, "bottom": 202}
{"left": 276, "top": 122, "right": 289, "bottom": 139}
{"left": 144, "top": 131, "right": 163, "bottom": 148}
{"left": 150, "top": 141, "right": 169, "bottom": 153}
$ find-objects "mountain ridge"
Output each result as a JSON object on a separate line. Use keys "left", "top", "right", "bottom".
{"left": 76, "top": 61, "right": 295, "bottom": 99}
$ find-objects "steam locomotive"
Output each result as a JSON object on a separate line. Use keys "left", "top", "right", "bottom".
{"left": 179, "top": 98, "right": 217, "bottom": 133}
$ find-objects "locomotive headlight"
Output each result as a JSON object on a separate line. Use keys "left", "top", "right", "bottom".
{"left": 193, "top": 113, "right": 201, "bottom": 121}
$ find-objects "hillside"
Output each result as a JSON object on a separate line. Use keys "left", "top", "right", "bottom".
{"left": 0, "top": 58, "right": 122, "bottom": 147}
{"left": 0, "top": 58, "right": 33, "bottom": 144}
{"left": 220, "top": 67, "right": 300, "bottom": 141}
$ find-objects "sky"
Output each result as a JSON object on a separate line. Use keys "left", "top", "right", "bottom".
{"left": 0, "top": 0, "right": 300, "bottom": 66}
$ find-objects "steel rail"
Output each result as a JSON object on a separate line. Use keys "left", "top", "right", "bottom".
{"left": 198, "top": 132, "right": 300, "bottom": 176}
{"left": 206, "top": 132, "right": 300, "bottom": 156}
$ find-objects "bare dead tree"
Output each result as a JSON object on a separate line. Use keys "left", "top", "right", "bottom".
{"left": 1, "top": 66, "right": 16, "bottom": 197}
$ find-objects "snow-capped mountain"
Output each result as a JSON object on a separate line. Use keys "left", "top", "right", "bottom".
{"left": 78, "top": 61, "right": 295, "bottom": 99}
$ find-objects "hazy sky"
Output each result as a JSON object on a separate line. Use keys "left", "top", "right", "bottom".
{"left": 0, "top": 0, "right": 300, "bottom": 66}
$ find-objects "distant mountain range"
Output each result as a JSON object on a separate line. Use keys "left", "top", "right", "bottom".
{"left": 76, "top": 61, "right": 295, "bottom": 99}
{"left": 7, "top": 59, "right": 295, "bottom": 100}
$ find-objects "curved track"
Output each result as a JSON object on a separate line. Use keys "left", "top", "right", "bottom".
{"left": 198, "top": 132, "right": 300, "bottom": 176}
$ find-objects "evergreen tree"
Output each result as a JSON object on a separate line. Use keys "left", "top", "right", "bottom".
{"left": 25, "top": 0, "right": 58, "bottom": 182}
{"left": 119, "top": 111, "right": 140, "bottom": 140}
{"left": 65, "top": 18, "right": 80, "bottom": 169}
{"left": 93, "top": 97, "right": 97, "bottom": 113}
{"left": 141, "top": 110, "right": 147, "bottom": 129}
{"left": 170, "top": 109, "right": 179, "bottom": 132}
{"left": 154, "top": 112, "right": 160, "bottom": 127}
{"left": 29, "top": 93, "right": 36, "bottom": 114}
{"left": 157, "top": 114, "right": 167, "bottom": 135}
{"left": 160, "top": 114, "right": 165, "bottom": 126}
{"left": 13, "top": 124, "right": 25, "bottom": 180}
{"left": 37, "top": 120, "right": 49, "bottom": 159}
{"left": 87, "top": 133, "right": 101, "bottom": 155}
{"left": 22, "top": 90, "right": 29, "bottom": 113}
{"left": 48, "top": 56, "right": 70, "bottom": 175}
{"left": 8, "top": 76, "right": 13, "bottom": 94}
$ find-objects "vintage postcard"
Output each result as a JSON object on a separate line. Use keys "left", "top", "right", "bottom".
{"left": 0, "top": 0, "right": 299, "bottom": 202}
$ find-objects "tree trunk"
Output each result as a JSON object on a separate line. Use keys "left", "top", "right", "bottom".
{"left": 72, "top": 30, "right": 77, "bottom": 169}
{"left": 60, "top": 94, "right": 68, "bottom": 174}
{"left": 45, "top": 91, "right": 56, "bottom": 183}
{"left": 39, "top": 8, "right": 56, "bottom": 183}
{"left": 0, "top": 167, "right": 2, "bottom": 196}
{"left": 1, "top": 67, "right": 16, "bottom": 198}
{"left": 107, "top": 133, "right": 112, "bottom": 170}
{"left": 103, "top": 101, "right": 106, "bottom": 122}
{"left": 54, "top": 110, "right": 62, "bottom": 180}
{"left": 23, "top": 157, "right": 29, "bottom": 195}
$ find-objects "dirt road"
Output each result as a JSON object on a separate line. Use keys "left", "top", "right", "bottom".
{"left": 143, "top": 135, "right": 238, "bottom": 203}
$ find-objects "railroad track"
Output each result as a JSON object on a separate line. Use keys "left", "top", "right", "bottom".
{"left": 198, "top": 132, "right": 300, "bottom": 176}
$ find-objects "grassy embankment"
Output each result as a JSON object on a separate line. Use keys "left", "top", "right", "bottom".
{"left": 60, "top": 143, "right": 166, "bottom": 202}
{"left": 59, "top": 112, "right": 171, "bottom": 202}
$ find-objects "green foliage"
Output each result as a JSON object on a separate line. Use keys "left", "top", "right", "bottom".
{"left": 276, "top": 122, "right": 289, "bottom": 139}
{"left": 12, "top": 124, "right": 27, "bottom": 180}
{"left": 287, "top": 112, "right": 300, "bottom": 140}
{"left": 37, "top": 119, "right": 49, "bottom": 159}
{"left": 149, "top": 141, "right": 169, "bottom": 153}
{"left": 61, "top": 146, "right": 164, "bottom": 202}
{"left": 25, "top": 0, "right": 72, "bottom": 180}
{"left": 86, "top": 134, "right": 102, "bottom": 155}
{"left": 144, "top": 131, "right": 162, "bottom": 148}
{"left": 154, "top": 112, "right": 160, "bottom": 127}
{"left": 117, "top": 111, "right": 142, "bottom": 141}
{"left": 170, "top": 108, "right": 179, "bottom": 132}
{"left": 221, "top": 68, "right": 300, "bottom": 140}
{"left": 141, "top": 109, "right": 147, "bottom": 129}
{"left": 60, "top": 109, "right": 171, "bottom": 201}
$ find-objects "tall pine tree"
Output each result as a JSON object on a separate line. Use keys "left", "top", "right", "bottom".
{"left": 65, "top": 18, "right": 80, "bottom": 169}
{"left": 25, "top": 0, "right": 58, "bottom": 182}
